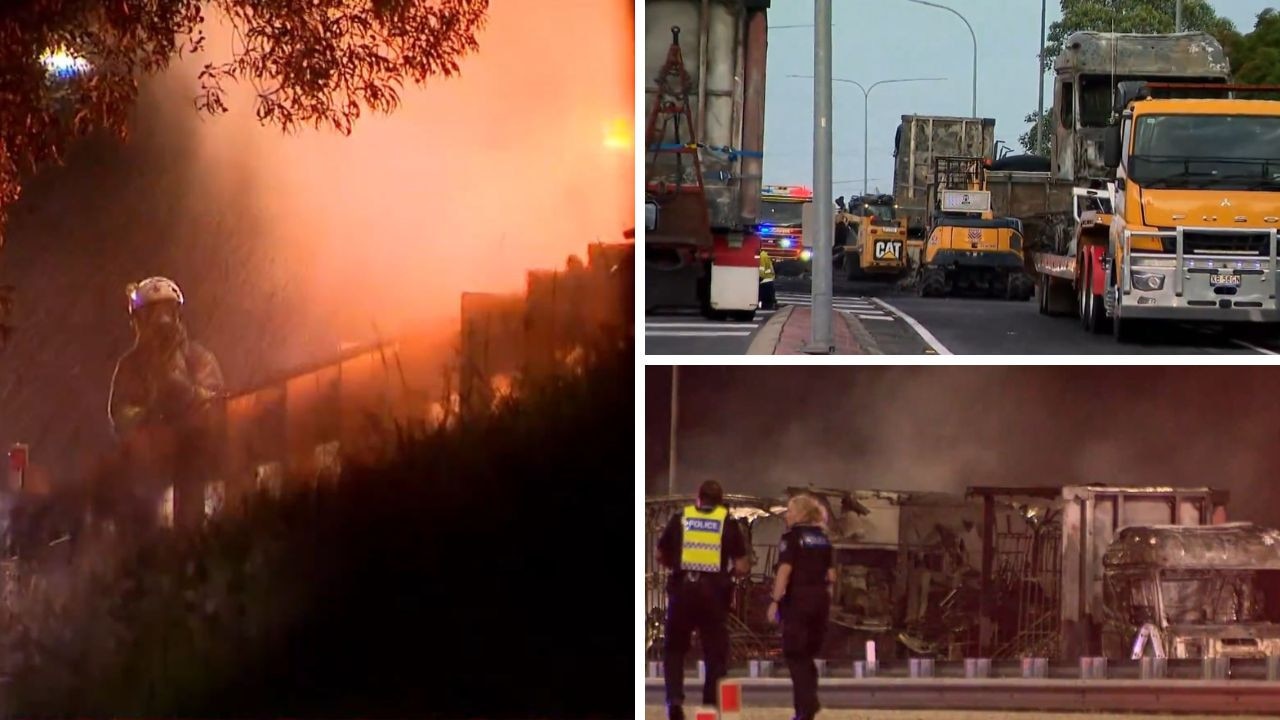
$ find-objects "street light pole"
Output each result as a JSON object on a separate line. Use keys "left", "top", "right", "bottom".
{"left": 1176, "top": 0, "right": 1183, "bottom": 32}
{"left": 907, "top": 0, "right": 978, "bottom": 117}
{"left": 1037, "top": 0, "right": 1048, "bottom": 154}
{"left": 788, "top": 75, "right": 946, "bottom": 196}
{"left": 807, "top": 0, "right": 834, "bottom": 354}
{"left": 668, "top": 365, "right": 678, "bottom": 495}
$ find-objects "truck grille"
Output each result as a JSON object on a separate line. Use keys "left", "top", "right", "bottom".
{"left": 1160, "top": 232, "right": 1273, "bottom": 256}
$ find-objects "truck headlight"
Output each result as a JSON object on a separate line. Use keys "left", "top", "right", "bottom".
{"left": 1131, "top": 272, "right": 1165, "bottom": 291}
{"left": 780, "top": 238, "right": 793, "bottom": 249}
{"left": 800, "top": 249, "right": 813, "bottom": 262}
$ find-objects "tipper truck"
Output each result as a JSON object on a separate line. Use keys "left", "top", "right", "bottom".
{"left": 644, "top": 0, "right": 770, "bottom": 321}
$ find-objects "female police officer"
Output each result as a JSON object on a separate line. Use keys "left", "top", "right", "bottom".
{"left": 767, "top": 494, "right": 834, "bottom": 720}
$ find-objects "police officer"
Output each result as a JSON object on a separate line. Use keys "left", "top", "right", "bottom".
{"left": 657, "top": 480, "right": 750, "bottom": 720}
{"left": 768, "top": 493, "right": 835, "bottom": 720}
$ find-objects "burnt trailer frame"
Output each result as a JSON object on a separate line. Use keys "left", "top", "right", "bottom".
{"left": 967, "top": 485, "right": 1229, "bottom": 660}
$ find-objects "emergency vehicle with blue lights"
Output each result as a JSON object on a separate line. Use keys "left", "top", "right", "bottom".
{"left": 759, "top": 184, "right": 813, "bottom": 269}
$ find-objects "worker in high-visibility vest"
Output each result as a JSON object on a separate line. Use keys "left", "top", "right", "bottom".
{"left": 758, "top": 251, "right": 777, "bottom": 310}
{"left": 656, "top": 480, "right": 750, "bottom": 720}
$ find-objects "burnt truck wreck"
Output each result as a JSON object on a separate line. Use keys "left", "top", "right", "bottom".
{"left": 643, "top": 484, "right": 1280, "bottom": 665}
{"left": 1103, "top": 523, "right": 1280, "bottom": 660}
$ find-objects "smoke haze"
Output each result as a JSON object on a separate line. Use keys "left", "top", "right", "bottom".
{"left": 646, "top": 366, "right": 1280, "bottom": 526}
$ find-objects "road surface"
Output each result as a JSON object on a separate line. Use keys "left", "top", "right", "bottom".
{"left": 643, "top": 709, "right": 1276, "bottom": 720}
{"left": 644, "top": 278, "right": 1280, "bottom": 355}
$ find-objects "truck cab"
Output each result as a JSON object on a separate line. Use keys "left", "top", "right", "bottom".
{"left": 1101, "top": 82, "right": 1280, "bottom": 339}
{"left": 1103, "top": 523, "right": 1280, "bottom": 660}
{"left": 1029, "top": 31, "right": 1241, "bottom": 337}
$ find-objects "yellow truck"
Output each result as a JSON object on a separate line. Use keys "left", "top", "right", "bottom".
{"left": 1098, "top": 81, "right": 1280, "bottom": 340}
{"left": 1011, "top": 32, "right": 1280, "bottom": 341}
{"left": 836, "top": 194, "right": 910, "bottom": 281}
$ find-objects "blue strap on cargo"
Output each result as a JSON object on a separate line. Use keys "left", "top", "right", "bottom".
{"left": 648, "top": 142, "right": 764, "bottom": 160}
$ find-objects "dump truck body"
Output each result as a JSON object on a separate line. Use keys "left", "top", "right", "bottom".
{"left": 892, "top": 115, "right": 996, "bottom": 244}
{"left": 644, "top": 0, "right": 769, "bottom": 318}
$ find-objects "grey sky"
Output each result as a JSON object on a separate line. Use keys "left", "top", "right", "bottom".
{"left": 763, "top": 1, "right": 1278, "bottom": 194}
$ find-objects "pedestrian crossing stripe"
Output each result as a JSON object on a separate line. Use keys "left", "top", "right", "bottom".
{"left": 771, "top": 293, "right": 899, "bottom": 325}
{"left": 644, "top": 330, "right": 754, "bottom": 337}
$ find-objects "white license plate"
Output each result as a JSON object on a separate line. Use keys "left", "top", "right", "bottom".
{"left": 1211, "top": 273, "right": 1241, "bottom": 286}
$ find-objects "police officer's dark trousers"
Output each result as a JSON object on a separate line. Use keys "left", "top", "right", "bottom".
{"left": 664, "top": 574, "right": 731, "bottom": 708}
{"left": 782, "top": 586, "right": 829, "bottom": 720}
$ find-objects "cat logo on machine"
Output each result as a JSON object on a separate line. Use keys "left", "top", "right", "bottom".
{"left": 874, "top": 240, "right": 902, "bottom": 260}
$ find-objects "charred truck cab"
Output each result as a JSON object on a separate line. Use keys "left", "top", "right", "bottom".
{"left": 1101, "top": 80, "right": 1280, "bottom": 339}
{"left": 1103, "top": 523, "right": 1280, "bottom": 660}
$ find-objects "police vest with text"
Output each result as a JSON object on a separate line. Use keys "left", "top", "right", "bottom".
{"left": 680, "top": 505, "right": 729, "bottom": 573}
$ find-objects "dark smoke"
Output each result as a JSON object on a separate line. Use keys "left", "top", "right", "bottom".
{"left": 646, "top": 366, "right": 1280, "bottom": 527}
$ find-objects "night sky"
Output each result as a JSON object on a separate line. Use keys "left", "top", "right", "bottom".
{"left": 645, "top": 365, "right": 1280, "bottom": 527}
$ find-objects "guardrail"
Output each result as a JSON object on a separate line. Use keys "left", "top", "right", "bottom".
{"left": 643, "top": 657, "right": 1280, "bottom": 714}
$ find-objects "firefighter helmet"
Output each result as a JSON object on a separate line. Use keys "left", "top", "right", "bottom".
{"left": 126, "top": 276, "right": 184, "bottom": 314}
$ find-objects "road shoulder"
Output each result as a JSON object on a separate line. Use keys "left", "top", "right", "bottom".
{"left": 746, "top": 305, "right": 793, "bottom": 355}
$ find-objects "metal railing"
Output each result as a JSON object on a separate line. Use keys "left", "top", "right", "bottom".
{"left": 644, "top": 656, "right": 1280, "bottom": 714}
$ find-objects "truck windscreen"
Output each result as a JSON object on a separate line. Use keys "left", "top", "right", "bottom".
{"left": 759, "top": 200, "right": 806, "bottom": 227}
{"left": 1130, "top": 114, "right": 1280, "bottom": 189}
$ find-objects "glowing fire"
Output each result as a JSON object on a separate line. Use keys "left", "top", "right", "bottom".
{"left": 603, "top": 117, "right": 632, "bottom": 150}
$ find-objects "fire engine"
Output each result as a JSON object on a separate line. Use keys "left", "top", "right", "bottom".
{"left": 759, "top": 184, "right": 813, "bottom": 271}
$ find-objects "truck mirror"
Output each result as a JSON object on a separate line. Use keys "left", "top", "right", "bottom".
{"left": 645, "top": 201, "right": 659, "bottom": 231}
{"left": 1103, "top": 124, "right": 1122, "bottom": 170}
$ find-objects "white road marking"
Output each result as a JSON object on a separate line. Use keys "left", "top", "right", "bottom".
{"left": 645, "top": 330, "right": 755, "bottom": 337}
{"left": 644, "top": 313, "right": 766, "bottom": 339}
{"left": 645, "top": 322, "right": 758, "bottom": 329}
{"left": 1230, "top": 339, "right": 1280, "bottom": 355}
{"left": 776, "top": 293, "right": 888, "bottom": 316}
{"left": 870, "top": 297, "right": 954, "bottom": 355}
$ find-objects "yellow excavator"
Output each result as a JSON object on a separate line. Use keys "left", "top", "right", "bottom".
{"left": 836, "top": 194, "right": 910, "bottom": 281}
{"left": 916, "top": 156, "right": 1034, "bottom": 300}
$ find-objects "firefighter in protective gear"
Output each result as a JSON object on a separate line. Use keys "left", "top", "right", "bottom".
{"left": 758, "top": 251, "right": 777, "bottom": 310}
{"left": 108, "top": 276, "right": 225, "bottom": 531}
{"left": 657, "top": 480, "right": 750, "bottom": 720}
{"left": 768, "top": 493, "right": 835, "bottom": 720}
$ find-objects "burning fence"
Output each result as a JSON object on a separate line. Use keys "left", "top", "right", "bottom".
{"left": 0, "top": 240, "right": 634, "bottom": 573}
